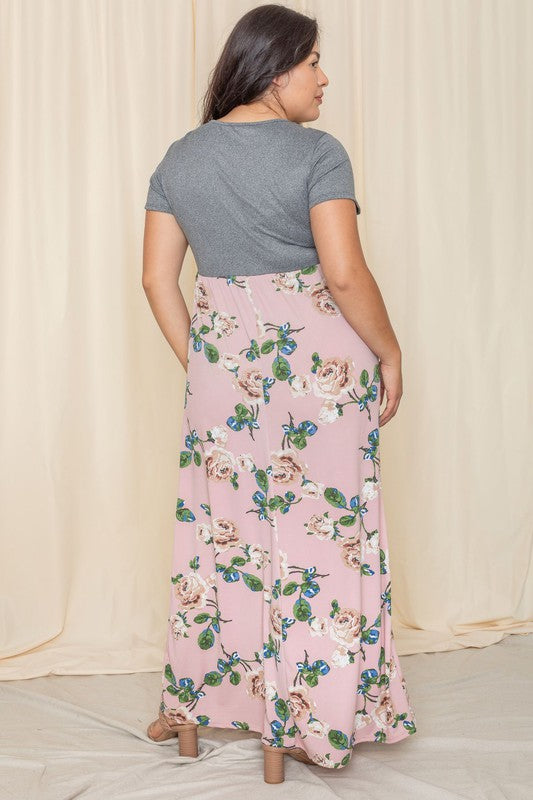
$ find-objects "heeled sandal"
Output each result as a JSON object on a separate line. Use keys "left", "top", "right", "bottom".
{"left": 146, "top": 709, "right": 199, "bottom": 757}
{"left": 262, "top": 742, "right": 315, "bottom": 783}
{"left": 147, "top": 710, "right": 314, "bottom": 780}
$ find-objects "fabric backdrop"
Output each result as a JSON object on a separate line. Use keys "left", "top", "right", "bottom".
{"left": 1, "top": 0, "right": 531, "bottom": 679}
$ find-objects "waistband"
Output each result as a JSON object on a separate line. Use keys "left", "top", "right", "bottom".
{"left": 196, "top": 262, "right": 322, "bottom": 280}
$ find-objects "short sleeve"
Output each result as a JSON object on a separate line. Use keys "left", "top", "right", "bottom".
{"left": 144, "top": 145, "right": 174, "bottom": 213}
{"left": 308, "top": 132, "right": 361, "bottom": 214}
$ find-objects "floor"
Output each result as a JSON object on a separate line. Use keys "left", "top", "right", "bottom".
{"left": 1, "top": 633, "right": 532, "bottom": 799}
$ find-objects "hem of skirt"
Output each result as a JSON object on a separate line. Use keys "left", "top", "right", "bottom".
{"left": 192, "top": 717, "right": 416, "bottom": 746}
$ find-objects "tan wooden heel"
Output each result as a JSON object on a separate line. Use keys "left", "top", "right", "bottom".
{"left": 263, "top": 743, "right": 285, "bottom": 783}
{"left": 262, "top": 742, "right": 314, "bottom": 783}
{"left": 177, "top": 723, "right": 198, "bottom": 757}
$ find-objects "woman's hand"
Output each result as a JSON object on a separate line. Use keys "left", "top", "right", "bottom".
{"left": 378, "top": 355, "right": 403, "bottom": 426}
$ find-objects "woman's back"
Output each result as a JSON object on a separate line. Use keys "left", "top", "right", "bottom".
{"left": 145, "top": 119, "right": 361, "bottom": 277}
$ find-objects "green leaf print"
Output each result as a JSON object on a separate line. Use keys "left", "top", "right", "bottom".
{"left": 339, "top": 515, "right": 356, "bottom": 526}
{"left": 176, "top": 498, "right": 195, "bottom": 522}
{"left": 328, "top": 729, "right": 350, "bottom": 750}
{"left": 272, "top": 355, "right": 291, "bottom": 380}
{"left": 282, "top": 581, "right": 299, "bottom": 595}
{"left": 255, "top": 469, "right": 269, "bottom": 492}
{"left": 204, "top": 342, "right": 219, "bottom": 363}
{"left": 180, "top": 450, "right": 192, "bottom": 467}
{"left": 242, "top": 572, "right": 263, "bottom": 592}
{"left": 294, "top": 597, "right": 312, "bottom": 621}
{"left": 204, "top": 671, "right": 223, "bottom": 686}
{"left": 260, "top": 339, "right": 276, "bottom": 354}
{"left": 275, "top": 698, "right": 290, "bottom": 721}
{"left": 164, "top": 663, "right": 177, "bottom": 685}
{"left": 290, "top": 432, "right": 306, "bottom": 449}
{"left": 324, "top": 487, "right": 347, "bottom": 508}
{"left": 198, "top": 628, "right": 215, "bottom": 650}
{"left": 244, "top": 339, "right": 261, "bottom": 361}
{"left": 222, "top": 567, "right": 239, "bottom": 583}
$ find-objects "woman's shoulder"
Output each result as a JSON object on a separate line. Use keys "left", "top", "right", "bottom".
{"left": 172, "top": 120, "right": 339, "bottom": 141}
{"left": 152, "top": 123, "right": 347, "bottom": 172}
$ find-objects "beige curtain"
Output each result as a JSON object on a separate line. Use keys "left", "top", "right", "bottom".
{"left": 1, "top": 0, "right": 531, "bottom": 680}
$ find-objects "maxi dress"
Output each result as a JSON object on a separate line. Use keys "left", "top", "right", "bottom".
{"left": 156, "top": 258, "right": 417, "bottom": 768}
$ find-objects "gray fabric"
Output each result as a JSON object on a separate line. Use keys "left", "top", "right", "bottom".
{"left": 144, "top": 119, "right": 361, "bottom": 278}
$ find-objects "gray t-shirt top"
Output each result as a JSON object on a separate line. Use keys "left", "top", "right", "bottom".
{"left": 144, "top": 118, "right": 361, "bottom": 278}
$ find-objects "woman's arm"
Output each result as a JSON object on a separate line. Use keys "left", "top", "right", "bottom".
{"left": 310, "top": 199, "right": 402, "bottom": 425}
{"left": 142, "top": 210, "right": 191, "bottom": 370}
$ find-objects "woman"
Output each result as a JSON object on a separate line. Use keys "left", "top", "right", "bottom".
{"left": 142, "top": 3, "right": 416, "bottom": 784}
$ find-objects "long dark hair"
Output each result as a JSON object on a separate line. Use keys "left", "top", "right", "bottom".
{"left": 200, "top": 4, "right": 319, "bottom": 124}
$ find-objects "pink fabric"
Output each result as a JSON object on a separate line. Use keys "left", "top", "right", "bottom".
{"left": 159, "top": 264, "right": 417, "bottom": 768}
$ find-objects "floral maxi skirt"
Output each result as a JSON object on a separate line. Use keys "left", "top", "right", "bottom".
{"left": 159, "top": 262, "right": 417, "bottom": 769}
